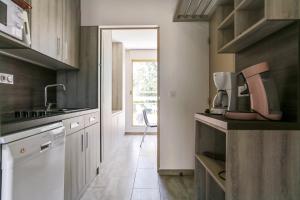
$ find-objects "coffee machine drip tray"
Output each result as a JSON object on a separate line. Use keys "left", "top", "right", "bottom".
{"left": 210, "top": 107, "right": 227, "bottom": 115}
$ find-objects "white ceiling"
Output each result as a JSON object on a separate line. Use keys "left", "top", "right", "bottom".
{"left": 112, "top": 29, "right": 157, "bottom": 50}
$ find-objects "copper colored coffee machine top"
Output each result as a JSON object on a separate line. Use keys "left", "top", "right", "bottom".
{"left": 225, "top": 62, "right": 282, "bottom": 121}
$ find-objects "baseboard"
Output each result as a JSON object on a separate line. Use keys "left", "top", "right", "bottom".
{"left": 158, "top": 169, "right": 194, "bottom": 176}
{"left": 125, "top": 132, "right": 157, "bottom": 135}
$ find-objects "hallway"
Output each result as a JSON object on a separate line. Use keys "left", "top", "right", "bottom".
{"left": 81, "top": 135, "right": 194, "bottom": 200}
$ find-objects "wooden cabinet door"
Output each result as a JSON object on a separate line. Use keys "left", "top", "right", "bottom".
{"left": 62, "top": 0, "right": 80, "bottom": 68}
{"left": 70, "top": 130, "right": 86, "bottom": 200}
{"left": 31, "top": 0, "right": 63, "bottom": 60}
{"left": 85, "top": 123, "right": 99, "bottom": 184}
{"left": 64, "top": 134, "right": 72, "bottom": 200}
{"left": 95, "top": 123, "right": 101, "bottom": 169}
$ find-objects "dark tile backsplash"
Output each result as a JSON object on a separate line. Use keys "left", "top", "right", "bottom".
{"left": 0, "top": 55, "right": 57, "bottom": 113}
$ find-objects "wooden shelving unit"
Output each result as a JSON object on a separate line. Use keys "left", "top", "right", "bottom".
{"left": 194, "top": 113, "right": 300, "bottom": 200}
{"left": 195, "top": 154, "right": 225, "bottom": 191}
{"left": 217, "top": 0, "right": 299, "bottom": 53}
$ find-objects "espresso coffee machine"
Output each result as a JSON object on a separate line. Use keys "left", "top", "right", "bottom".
{"left": 225, "top": 62, "right": 282, "bottom": 120}
{"left": 211, "top": 72, "right": 237, "bottom": 114}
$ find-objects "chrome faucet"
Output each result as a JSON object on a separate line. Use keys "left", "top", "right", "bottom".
{"left": 45, "top": 84, "right": 66, "bottom": 111}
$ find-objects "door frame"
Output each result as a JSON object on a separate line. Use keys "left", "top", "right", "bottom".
{"left": 99, "top": 26, "right": 161, "bottom": 170}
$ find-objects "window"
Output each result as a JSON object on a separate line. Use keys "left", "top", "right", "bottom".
{"left": 132, "top": 60, "right": 158, "bottom": 126}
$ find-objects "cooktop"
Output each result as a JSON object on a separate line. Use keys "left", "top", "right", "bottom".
{"left": 1, "top": 110, "right": 61, "bottom": 124}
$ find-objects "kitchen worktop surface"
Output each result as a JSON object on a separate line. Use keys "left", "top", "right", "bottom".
{"left": 195, "top": 113, "right": 300, "bottom": 131}
{"left": 0, "top": 108, "right": 100, "bottom": 136}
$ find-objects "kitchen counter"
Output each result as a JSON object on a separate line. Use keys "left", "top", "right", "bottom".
{"left": 1, "top": 108, "right": 100, "bottom": 136}
{"left": 195, "top": 113, "right": 300, "bottom": 131}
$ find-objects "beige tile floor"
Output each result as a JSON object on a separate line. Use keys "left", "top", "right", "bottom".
{"left": 81, "top": 135, "right": 194, "bottom": 200}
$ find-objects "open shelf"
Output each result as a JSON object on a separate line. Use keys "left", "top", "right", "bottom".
{"left": 234, "top": 0, "right": 243, "bottom": 7}
{"left": 236, "top": 0, "right": 264, "bottom": 10}
{"left": 217, "top": 0, "right": 298, "bottom": 53}
{"left": 218, "top": 5, "right": 234, "bottom": 21}
{"left": 195, "top": 113, "right": 300, "bottom": 130}
{"left": 235, "top": 0, "right": 265, "bottom": 36}
{"left": 217, "top": 11, "right": 235, "bottom": 49}
{"left": 196, "top": 154, "right": 225, "bottom": 191}
{"left": 218, "top": 19, "right": 291, "bottom": 53}
{"left": 195, "top": 112, "right": 300, "bottom": 199}
{"left": 217, "top": 0, "right": 234, "bottom": 22}
{"left": 218, "top": 11, "right": 234, "bottom": 30}
{"left": 235, "top": 10, "right": 265, "bottom": 36}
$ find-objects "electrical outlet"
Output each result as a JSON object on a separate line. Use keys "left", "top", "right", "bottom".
{"left": 0, "top": 73, "right": 14, "bottom": 85}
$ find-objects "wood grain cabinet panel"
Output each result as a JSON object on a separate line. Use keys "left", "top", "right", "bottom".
{"left": 194, "top": 114, "right": 300, "bottom": 200}
{"left": 217, "top": 0, "right": 300, "bottom": 53}
{"left": 85, "top": 123, "right": 100, "bottom": 185}
{"left": 62, "top": 0, "right": 80, "bottom": 68}
{"left": 64, "top": 113, "right": 101, "bottom": 200}
{"left": 30, "top": 0, "right": 80, "bottom": 68}
{"left": 65, "top": 129, "right": 86, "bottom": 200}
{"left": 31, "top": 0, "right": 63, "bottom": 60}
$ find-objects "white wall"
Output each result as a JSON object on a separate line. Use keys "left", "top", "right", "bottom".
{"left": 82, "top": 0, "right": 209, "bottom": 170}
{"left": 125, "top": 50, "right": 158, "bottom": 133}
{"left": 101, "top": 30, "right": 113, "bottom": 162}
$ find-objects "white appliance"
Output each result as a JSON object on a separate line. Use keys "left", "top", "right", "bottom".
{"left": 0, "top": 122, "right": 66, "bottom": 200}
{"left": 0, "top": 0, "right": 25, "bottom": 40}
{"left": 211, "top": 72, "right": 237, "bottom": 114}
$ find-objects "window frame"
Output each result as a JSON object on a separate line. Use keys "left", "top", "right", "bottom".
{"left": 131, "top": 59, "right": 158, "bottom": 127}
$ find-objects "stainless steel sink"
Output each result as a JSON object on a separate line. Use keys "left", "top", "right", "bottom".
{"left": 58, "top": 108, "right": 88, "bottom": 113}
{"left": 46, "top": 108, "right": 89, "bottom": 114}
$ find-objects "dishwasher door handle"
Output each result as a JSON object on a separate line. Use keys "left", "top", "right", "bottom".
{"left": 70, "top": 122, "right": 80, "bottom": 129}
{"left": 40, "top": 141, "right": 52, "bottom": 152}
{"left": 89, "top": 117, "right": 96, "bottom": 122}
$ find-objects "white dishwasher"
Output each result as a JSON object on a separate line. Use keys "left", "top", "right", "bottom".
{"left": 0, "top": 122, "right": 66, "bottom": 200}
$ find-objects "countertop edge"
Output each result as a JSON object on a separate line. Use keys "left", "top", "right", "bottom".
{"left": 195, "top": 113, "right": 228, "bottom": 133}
{"left": 1, "top": 108, "right": 100, "bottom": 135}
{"left": 195, "top": 113, "right": 300, "bottom": 131}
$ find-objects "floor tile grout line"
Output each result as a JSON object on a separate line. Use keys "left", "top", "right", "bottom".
{"left": 130, "top": 136, "right": 143, "bottom": 200}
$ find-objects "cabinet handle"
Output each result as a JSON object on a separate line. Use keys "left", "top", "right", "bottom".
{"left": 86, "top": 132, "right": 89, "bottom": 149}
{"left": 81, "top": 134, "right": 84, "bottom": 152}
{"left": 70, "top": 122, "right": 80, "bottom": 129}
{"left": 64, "top": 41, "right": 68, "bottom": 60}
{"left": 57, "top": 37, "right": 61, "bottom": 56}
{"left": 40, "top": 141, "right": 52, "bottom": 153}
{"left": 90, "top": 117, "right": 96, "bottom": 122}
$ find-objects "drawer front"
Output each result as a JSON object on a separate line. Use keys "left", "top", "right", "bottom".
{"left": 63, "top": 116, "right": 84, "bottom": 135}
{"left": 84, "top": 112, "right": 99, "bottom": 127}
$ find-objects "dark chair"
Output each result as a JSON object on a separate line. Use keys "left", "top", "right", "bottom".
{"left": 140, "top": 108, "right": 157, "bottom": 147}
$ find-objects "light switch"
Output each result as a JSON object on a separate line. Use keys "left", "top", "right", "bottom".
{"left": 169, "top": 90, "right": 176, "bottom": 98}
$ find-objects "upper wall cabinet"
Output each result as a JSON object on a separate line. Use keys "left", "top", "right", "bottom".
{"left": 31, "top": 0, "right": 64, "bottom": 61}
{"left": 0, "top": 0, "right": 80, "bottom": 70}
{"left": 62, "top": 0, "right": 80, "bottom": 68}
{"left": 218, "top": 0, "right": 300, "bottom": 53}
{"left": 31, "top": 0, "right": 80, "bottom": 68}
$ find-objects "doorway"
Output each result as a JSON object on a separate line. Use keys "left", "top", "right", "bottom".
{"left": 100, "top": 27, "right": 160, "bottom": 169}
